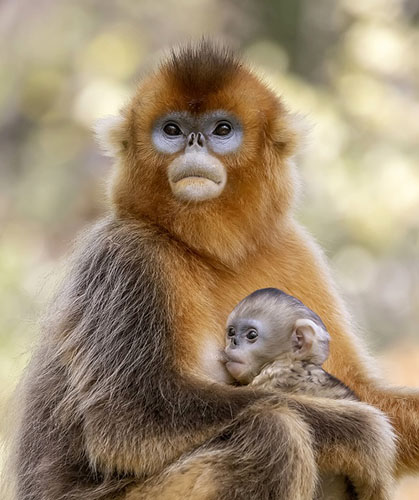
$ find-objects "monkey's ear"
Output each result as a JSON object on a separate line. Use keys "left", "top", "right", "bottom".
{"left": 291, "top": 319, "right": 315, "bottom": 357}
{"left": 272, "top": 111, "right": 312, "bottom": 157}
{"left": 291, "top": 318, "right": 330, "bottom": 364}
{"left": 94, "top": 115, "right": 128, "bottom": 158}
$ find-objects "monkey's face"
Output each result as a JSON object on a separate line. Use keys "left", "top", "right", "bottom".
{"left": 224, "top": 315, "right": 291, "bottom": 384}
{"left": 224, "top": 318, "right": 263, "bottom": 384}
{"left": 105, "top": 44, "right": 298, "bottom": 263}
{"left": 224, "top": 289, "right": 331, "bottom": 383}
{"left": 151, "top": 111, "right": 243, "bottom": 202}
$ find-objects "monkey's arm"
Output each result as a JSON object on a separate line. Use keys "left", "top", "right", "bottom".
{"left": 15, "top": 218, "right": 319, "bottom": 499}
{"left": 250, "top": 372, "right": 395, "bottom": 499}
{"left": 57, "top": 218, "right": 276, "bottom": 478}
{"left": 277, "top": 221, "right": 419, "bottom": 475}
{"left": 288, "top": 395, "right": 396, "bottom": 500}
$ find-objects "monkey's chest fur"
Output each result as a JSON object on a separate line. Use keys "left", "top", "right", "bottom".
{"left": 250, "top": 361, "right": 357, "bottom": 400}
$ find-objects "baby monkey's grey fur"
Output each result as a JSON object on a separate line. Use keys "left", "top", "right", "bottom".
{"left": 224, "top": 288, "right": 393, "bottom": 500}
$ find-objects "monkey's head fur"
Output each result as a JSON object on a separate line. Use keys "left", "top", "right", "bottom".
{"left": 96, "top": 41, "right": 299, "bottom": 266}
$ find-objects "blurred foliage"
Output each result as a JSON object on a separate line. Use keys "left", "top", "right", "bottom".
{"left": 0, "top": 0, "right": 418, "bottom": 496}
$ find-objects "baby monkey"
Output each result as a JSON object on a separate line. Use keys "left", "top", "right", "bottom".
{"left": 224, "top": 287, "right": 354, "bottom": 400}
{"left": 224, "top": 288, "right": 392, "bottom": 500}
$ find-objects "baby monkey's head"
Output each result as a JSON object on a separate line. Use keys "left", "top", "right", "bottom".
{"left": 224, "top": 288, "right": 330, "bottom": 384}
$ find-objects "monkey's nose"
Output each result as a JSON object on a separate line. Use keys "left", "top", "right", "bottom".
{"left": 187, "top": 132, "right": 205, "bottom": 149}
{"left": 196, "top": 132, "right": 204, "bottom": 147}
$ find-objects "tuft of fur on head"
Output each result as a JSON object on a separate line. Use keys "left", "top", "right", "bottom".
{"left": 162, "top": 39, "right": 242, "bottom": 102}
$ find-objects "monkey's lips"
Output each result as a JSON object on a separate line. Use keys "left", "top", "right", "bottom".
{"left": 171, "top": 169, "right": 222, "bottom": 185}
{"left": 167, "top": 154, "right": 227, "bottom": 202}
{"left": 173, "top": 174, "right": 221, "bottom": 191}
{"left": 225, "top": 360, "right": 244, "bottom": 369}
{"left": 224, "top": 353, "right": 248, "bottom": 381}
{"left": 170, "top": 167, "right": 226, "bottom": 200}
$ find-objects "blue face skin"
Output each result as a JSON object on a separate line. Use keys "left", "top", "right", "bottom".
{"left": 224, "top": 314, "right": 297, "bottom": 384}
{"left": 226, "top": 318, "right": 262, "bottom": 348}
{"left": 223, "top": 318, "right": 266, "bottom": 383}
{"left": 151, "top": 110, "right": 243, "bottom": 156}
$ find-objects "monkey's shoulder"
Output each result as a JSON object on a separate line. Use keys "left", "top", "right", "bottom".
{"left": 52, "top": 216, "right": 173, "bottom": 354}
{"left": 69, "top": 216, "right": 176, "bottom": 283}
{"left": 81, "top": 216, "right": 170, "bottom": 254}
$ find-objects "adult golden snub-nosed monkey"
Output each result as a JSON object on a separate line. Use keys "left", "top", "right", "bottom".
{"left": 10, "top": 41, "right": 417, "bottom": 500}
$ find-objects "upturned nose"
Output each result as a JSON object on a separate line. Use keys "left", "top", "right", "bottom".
{"left": 187, "top": 132, "right": 205, "bottom": 148}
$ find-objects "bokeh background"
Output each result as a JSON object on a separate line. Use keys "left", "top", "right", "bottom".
{"left": 1, "top": 0, "right": 418, "bottom": 497}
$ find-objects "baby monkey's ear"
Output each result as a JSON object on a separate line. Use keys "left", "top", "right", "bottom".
{"left": 291, "top": 319, "right": 315, "bottom": 357}
{"left": 291, "top": 318, "right": 330, "bottom": 364}
{"left": 291, "top": 319, "right": 321, "bottom": 360}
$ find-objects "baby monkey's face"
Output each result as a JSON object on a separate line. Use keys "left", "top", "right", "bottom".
{"left": 224, "top": 288, "right": 331, "bottom": 384}
{"left": 224, "top": 315, "right": 289, "bottom": 384}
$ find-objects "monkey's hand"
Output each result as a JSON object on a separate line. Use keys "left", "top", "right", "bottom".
{"left": 353, "top": 383, "right": 419, "bottom": 477}
{"left": 287, "top": 395, "right": 397, "bottom": 500}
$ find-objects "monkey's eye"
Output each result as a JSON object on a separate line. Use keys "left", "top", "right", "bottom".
{"left": 213, "top": 122, "right": 232, "bottom": 136}
{"left": 163, "top": 123, "right": 182, "bottom": 136}
{"left": 227, "top": 327, "right": 235, "bottom": 337}
{"left": 246, "top": 329, "right": 258, "bottom": 341}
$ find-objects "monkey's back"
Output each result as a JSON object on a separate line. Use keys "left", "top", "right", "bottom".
{"left": 251, "top": 360, "right": 358, "bottom": 401}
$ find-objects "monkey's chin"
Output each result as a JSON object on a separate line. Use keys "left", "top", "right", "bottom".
{"left": 170, "top": 177, "right": 225, "bottom": 202}
{"left": 225, "top": 361, "right": 250, "bottom": 384}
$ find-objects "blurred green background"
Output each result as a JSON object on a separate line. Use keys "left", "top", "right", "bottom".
{"left": 1, "top": 0, "right": 418, "bottom": 496}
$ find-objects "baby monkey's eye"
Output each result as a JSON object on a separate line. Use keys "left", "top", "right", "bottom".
{"left": 163, "top": 123, "right": 182, "bottom": 136}
{"left": 213, "top": 122, "right": 232, "bottom": 136}
{"left": 246, "top": 329, "right": 258, "bottom": 341}
{"left": 227, "top": 327, "right": 235, "bottom": 337}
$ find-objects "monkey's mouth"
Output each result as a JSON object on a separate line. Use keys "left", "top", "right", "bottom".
{"left": 225, "top": 360, "right": 244, "bottom": 369}
{"left": 171, "top": 169, "right": 222, "bottom": 185}
{"left": 171, "top": 177, "right": 221, "bottom": 197}
{"left": 168, "top": 162, "right": 227, "bottom": 202}
{"left": 223, "top": 351, "right": 244, "bottom": 364}
{"left": 224, "top": 352, "right": 247, "bottom": 371}
{"left": 167, "top": 149, "right": 228, "bottom": 202}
